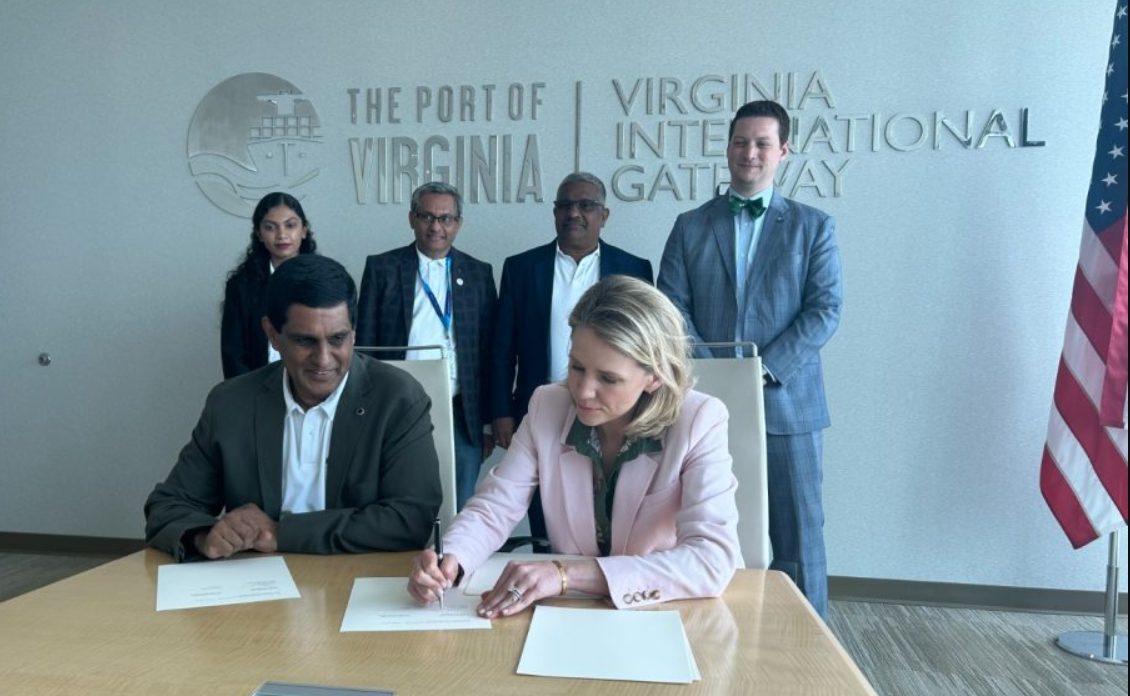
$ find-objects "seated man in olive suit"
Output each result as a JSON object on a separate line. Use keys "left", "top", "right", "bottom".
{"left": 145, "top": 254, "right": 442, "bottom": 561}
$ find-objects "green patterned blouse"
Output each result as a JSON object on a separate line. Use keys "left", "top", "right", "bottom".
{"left": 565, "top": 418, "right": 662, "bottom": 556}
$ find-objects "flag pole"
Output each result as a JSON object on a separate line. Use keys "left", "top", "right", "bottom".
{"left": 1055, "top": 530, "right": 1128, "bottom": 664}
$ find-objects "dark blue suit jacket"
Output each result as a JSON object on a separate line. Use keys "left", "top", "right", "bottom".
{"left": 490, "top": 239, "right": 654, "bottom": 424}
{"left": 355, "top": 244, "right": 497, "bottom": 445}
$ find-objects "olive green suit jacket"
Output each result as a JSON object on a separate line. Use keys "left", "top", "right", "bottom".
{"left": 144, "top": 353, "right": 442, "bottom": 561}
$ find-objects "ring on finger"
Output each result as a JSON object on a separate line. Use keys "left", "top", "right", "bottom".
{"left": 507, "top": 584, "right": 523, "bottom": 603}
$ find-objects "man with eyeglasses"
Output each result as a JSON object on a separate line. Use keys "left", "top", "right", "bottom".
{"left": 490, "top": 172, "right": 653, "bottom": 540}
{"left": 356, "top": 182, "right": 498, "bottom": 509}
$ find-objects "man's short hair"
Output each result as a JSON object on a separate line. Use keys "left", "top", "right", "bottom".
{"left": 557, "top": 171, "right": 607, "bottom": 203}
{"left": 729, "top": 100, "right": 791, "bottom": 144}
{"left": 410, "top": 181, "right": 463, "bottom": 218}
{"left": 266, "top": 254, "right": 357, "bottom": 331}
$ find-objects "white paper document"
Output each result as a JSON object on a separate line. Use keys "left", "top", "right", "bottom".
{"left": 340, "top": 577, "right": 492, "bottom": 632}
{"left": 156, "top": 556, "right": 300, "bottom": 611}
{"left": 517, "top": 605, "right": 701, "bottom": 684}
{"left": 462, "top": 552, "right": 594, "bottom": 597}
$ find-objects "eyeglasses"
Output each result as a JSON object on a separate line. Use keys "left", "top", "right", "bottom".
{"left": 553, "top": 199, "right": 604, "bottom": 213}
{"left": 413, "top": 212, "right": 461, "bottom": 226}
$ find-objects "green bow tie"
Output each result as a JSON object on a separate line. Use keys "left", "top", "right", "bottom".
{"left": 729, "top": 195, "right": 766, "bottom": 218}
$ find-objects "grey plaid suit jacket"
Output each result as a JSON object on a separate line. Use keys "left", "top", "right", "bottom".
{"left": 658, "top": 192, "right": 842, "bottom": 435}
{"left": 355, "top": 244, "right": 497, "bottom": 445}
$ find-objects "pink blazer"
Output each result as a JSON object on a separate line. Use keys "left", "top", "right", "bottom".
{"left": 444, "top": 383, "right": 742, "bottom": 608}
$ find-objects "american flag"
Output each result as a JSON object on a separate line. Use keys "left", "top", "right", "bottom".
{"left": 1040, "top": 1, "right": 1129, "bottom": 549}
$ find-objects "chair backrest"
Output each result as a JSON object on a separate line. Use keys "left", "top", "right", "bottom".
{"left": 691, "top": 353, "right": 772, "bottom": 570}
{"left": 356, "top": 346, "right": 457, "bottom": 527}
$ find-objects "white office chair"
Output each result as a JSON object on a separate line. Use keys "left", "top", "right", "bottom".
{"left": 691, "top": 343, "right": 772, "bottom": 570}
{"left": 356, "top": 345, "right": 457, "bottom": 528}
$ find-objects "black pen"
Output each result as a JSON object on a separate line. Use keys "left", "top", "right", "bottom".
{"left": 433, "top": 517, "right": 445, "bottom": 610}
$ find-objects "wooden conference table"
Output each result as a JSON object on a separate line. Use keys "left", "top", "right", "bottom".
{"left": 0, "top": 550, "right": 875, "bottom": 695}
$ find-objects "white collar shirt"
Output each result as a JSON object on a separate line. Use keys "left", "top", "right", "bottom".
{"left": 729, "top": 186, "right": 773, "bottom": 358}
{"left": 280, "top": 368, "right": 349, "bottom": 514}
{"left": 406, "top": 248, "right": 459, "bottom": 395}
{"left": 549, "top": 243, "right": 601, "bottom": 382}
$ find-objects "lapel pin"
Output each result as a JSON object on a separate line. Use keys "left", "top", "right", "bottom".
{"left": 456, "top": 277, "right": 464, "bottom": 286}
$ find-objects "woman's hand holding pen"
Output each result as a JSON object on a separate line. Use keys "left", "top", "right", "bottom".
{"left": 407, "top": 549, "right": 461, "bottom": 605}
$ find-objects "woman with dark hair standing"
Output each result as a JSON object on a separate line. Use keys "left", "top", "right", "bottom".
{"left": 220, "top": 192, "right": 317, "bottom": 378}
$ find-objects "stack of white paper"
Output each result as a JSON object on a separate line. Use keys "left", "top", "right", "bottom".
{"left": 339, "top": 577, "right": 492, "bottom": 632}
{"left": 517, "top": 605, "right": 701, "bottom": 683}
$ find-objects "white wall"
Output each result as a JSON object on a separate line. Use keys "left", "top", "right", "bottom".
{"left": 1, "top": 0, "right": 1125, "bottom": 593}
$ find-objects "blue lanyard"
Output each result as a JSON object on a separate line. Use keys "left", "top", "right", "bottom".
{"left": 418, "top": 255, "right": 452, "bottom": 333}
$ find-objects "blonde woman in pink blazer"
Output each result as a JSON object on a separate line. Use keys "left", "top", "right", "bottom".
{"left": 408, "top": 275, "right": 742, "bottom": 614}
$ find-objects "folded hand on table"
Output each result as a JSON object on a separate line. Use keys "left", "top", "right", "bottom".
{"left": 194, "top": 503, "right": 278, "bottom": 559}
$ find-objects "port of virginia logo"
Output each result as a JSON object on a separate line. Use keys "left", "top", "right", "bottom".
{"left": 187, "top": 73, "right": 323, "bottom": 217}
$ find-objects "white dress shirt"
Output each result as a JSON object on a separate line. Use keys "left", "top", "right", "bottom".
{"left": 280, "top": 368, "right": 349, "bottom": 514}
{"left": 406, "top": 249, "right": 459, "bottom": 395}
{"left": 730, "top": 186, "right": 773, "bottom": 359}
{"left": 549, "top": 244, "right": 601, "bottom": 382}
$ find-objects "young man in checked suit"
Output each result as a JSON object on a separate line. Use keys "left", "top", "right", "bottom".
{"left": 658, "top": 100, "right": 843, "bottom": 618}
{"left": 356, "top": 182, "right": 497, "bottom": 509}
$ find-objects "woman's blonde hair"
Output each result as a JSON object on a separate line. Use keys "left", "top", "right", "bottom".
{"left": 568, "top": 275, "right": 693, "bottom": 440}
